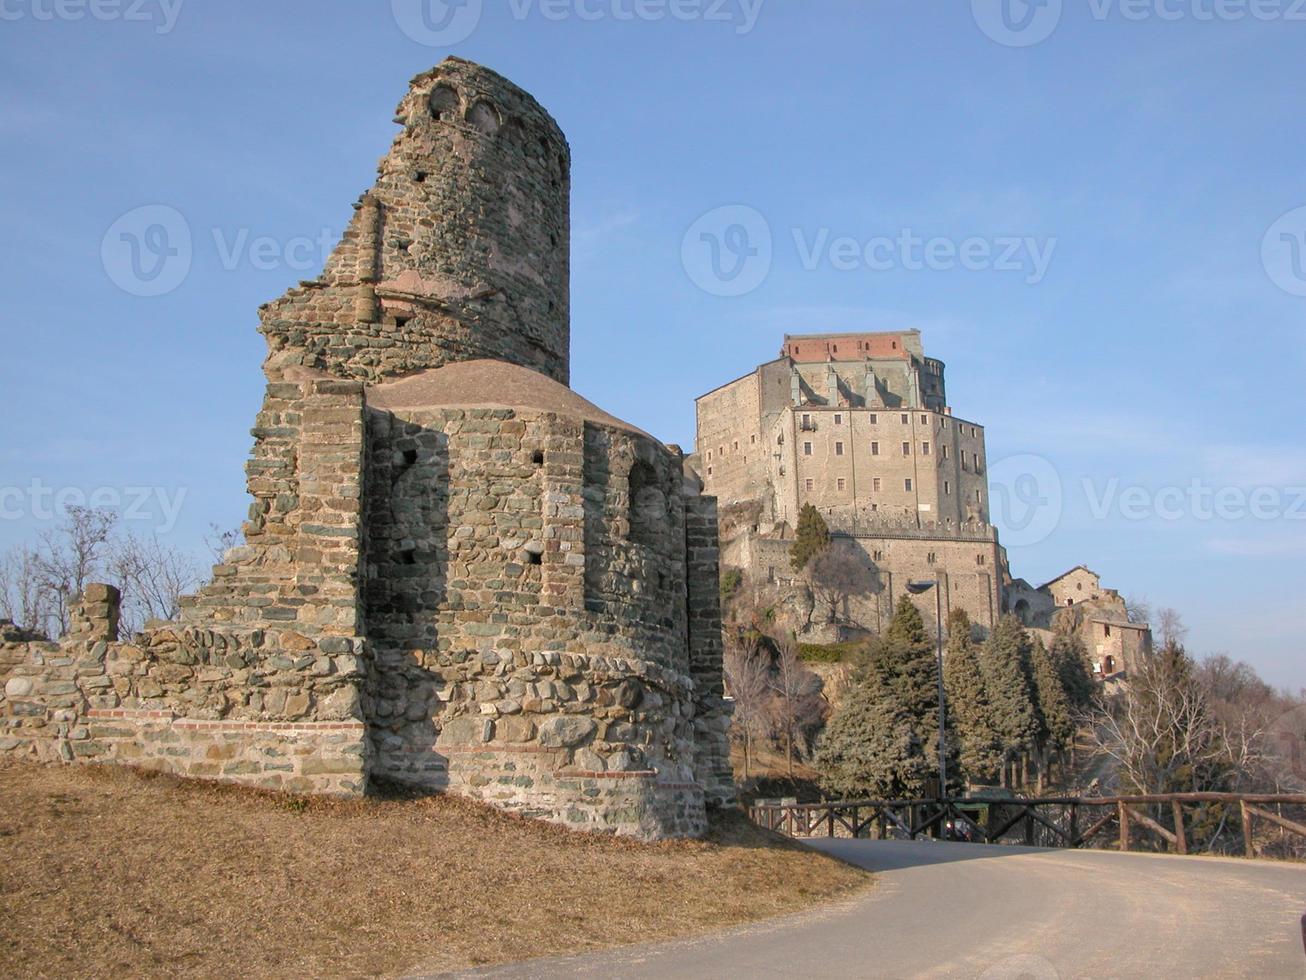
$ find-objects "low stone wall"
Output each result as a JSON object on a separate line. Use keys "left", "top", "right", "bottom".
{"left": 0, "top": 587, "right": 368, "bottom": 795}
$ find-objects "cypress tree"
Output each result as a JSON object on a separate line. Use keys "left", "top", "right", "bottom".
{"left": 1027, "top": 634, "right": 1075, "bottom": 783}
{"left": 814, "top": 669, "right": 924, "bottom": 799}
{"left": 1049, "top": 629, "right": 1096, "bottom": 712}
{"left": 942, "top": 609, "right": 1004, "bottom": 785}
{"left": 789, "top": 503, "right": 830, "bottom": 572}
{"left": 980, "top": 614, "right": 1038, "bottom": 787}
{"left": 870, "top": 595, "right": 938, "bottom": 723}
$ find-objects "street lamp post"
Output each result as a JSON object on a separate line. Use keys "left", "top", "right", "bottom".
{"left": 906, "top": 579, "right": 947, "bottom": 803}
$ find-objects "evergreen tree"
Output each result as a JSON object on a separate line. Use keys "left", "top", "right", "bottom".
{"left": 942, "top": 609, "right": 1004, "bottom": 785}
{"left": 870, "top": 595, "right": 938, "bottom": 723}
{"left": 814, "top": 668, "right": 926, "bottom": 798}
{"left": 789, "top": 504, "right": 830, "bottom": 572}
{"left": 1027, "top": 634, "right": 1075, "bottom": 781}
{"left": 979, "top": 614, "right": 1038, "bottom": 787}
{"left": 1048, "top": 629, "right": 1096, "bottom": 712}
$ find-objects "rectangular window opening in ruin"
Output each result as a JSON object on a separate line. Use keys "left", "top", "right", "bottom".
{"left": 901, "top": 414, "right": 908, "bottom": 424}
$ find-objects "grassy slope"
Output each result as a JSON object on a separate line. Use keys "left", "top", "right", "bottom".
{"left": 0, "top": 762, "right": 869, "bottom": 978}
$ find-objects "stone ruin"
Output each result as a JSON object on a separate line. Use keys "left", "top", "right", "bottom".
{"left": 0, "top": 58, "right": 735, "bottom": 839}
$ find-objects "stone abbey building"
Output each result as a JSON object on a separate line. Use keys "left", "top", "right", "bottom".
{"left": 694, "top": 330, "right": 1006, "bottom": 634}
{"left": 0, "top": 59, "right": 734, "bottom": 839}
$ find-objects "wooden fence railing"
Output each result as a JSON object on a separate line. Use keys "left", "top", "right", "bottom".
{"left": 749, "top": 793, "right": 1306, "bottom": 857}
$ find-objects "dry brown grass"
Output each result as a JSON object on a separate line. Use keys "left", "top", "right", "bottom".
{"left": 0, "top": 761, "right": 869, "bottom": 978}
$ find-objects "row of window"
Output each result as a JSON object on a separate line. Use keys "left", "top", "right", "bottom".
{"left": 862, "top": 549, "right": 985, "bottom": 565}
{"left": 800, "top": 411, "right": 981, "bottom": 439}
{"left": 800, "top": 476, "right": 983, "bottom": 503}
{"left": 799, "top": 439, "right": 981, "bottom": 469}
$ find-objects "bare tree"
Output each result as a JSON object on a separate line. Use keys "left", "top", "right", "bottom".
{"left": 110, "top": 533, "right": 203, "bottom": 638}
{"left": 204, "top": 523, "right": 242, "bottom": 564}
{"left": 1089, "top": 645, "right": 1230, "bottom": 798}
{"left": 723, "top": 626, "right": 772, "bottom": 780}
{"left": 806, "top": 546, "right": 870, "bottom": 625}
{"left": 1157, "top": 607, "right": 1188, "bottom": 649}
{"left": 0, "top": 546, "right": 53, "bottom": 635}
{"left": 33, "top": 506, "right": 117, "bottom": 636}
{"left": 1125, "top": 595, "right": 1152, "bottom": 626}
{"left": 768, "top": 635, "right": 826, "bottom": 776}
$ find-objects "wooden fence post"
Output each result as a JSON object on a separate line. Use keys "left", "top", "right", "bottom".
{"left": 1171, "top": 800, "right": 1187, "bottom": 855}
{"left": 1068, "top": 804, "right": 1079, "bottom": 848}
{"left": 1118, "top": 801, "right": 1130, "bottom": 852}
{"left": 1241, "top": 800, "right": 1255, "bottom": 858}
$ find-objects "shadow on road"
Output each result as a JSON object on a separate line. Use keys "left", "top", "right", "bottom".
{"left": 807, "top": 838, "right": 1052, "bottom": 871}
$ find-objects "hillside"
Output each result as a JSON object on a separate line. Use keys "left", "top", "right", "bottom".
{"left": 0, "top": 763, "right": 869, "bottom": 978}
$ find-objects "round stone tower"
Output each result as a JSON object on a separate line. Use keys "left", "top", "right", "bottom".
{"left": 262, "top": 57, "right": 571, "bottom": 386}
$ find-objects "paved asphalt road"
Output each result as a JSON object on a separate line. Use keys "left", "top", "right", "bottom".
{"left": 443, "top": 839, "right": 1306, "bottom": 979}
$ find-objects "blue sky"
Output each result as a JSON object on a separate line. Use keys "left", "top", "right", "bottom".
{"left": 1, "top": 1, "right": 1303, "bottom": 684}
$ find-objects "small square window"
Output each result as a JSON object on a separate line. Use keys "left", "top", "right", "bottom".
{"left": 869, "top": 413, "right": 878, "bottom": 424}
{"left": 922, "top": 441, "right": 931, "bottom": 456}
{"left": 921, "top": 414, "right": 928, "bottom": 425}
{"left": 834, "top": 414, "right": 842, "bottom": 425}
{"left": 803, "top": 442, "right": 812, "bottom": 456}
{"left": 901, "top": 413, "right": 909, "bottom": 424}
{"left": 805, "top": 478, "right": 814, "bottom": 491}
{"left": 837, "top": 478, "right": 846, "bottom": 491}
{"left": 905, "top": 478, "right": 913, "bottom": 492}
{"left": 873, "top": 478, "right": 881, "bottom": 492}
{"left": 835, "top": 442, "right": 844, "bottom": 456}
{"left": 871, "top": 441, "right": 880, "bottom": 456}
{"left": 902, "top": 441, "right": 911, "bottom": 456}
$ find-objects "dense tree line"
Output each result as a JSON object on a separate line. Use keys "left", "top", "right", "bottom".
{"left": 815, "top": 604, "right": 1093, "bottom": 797}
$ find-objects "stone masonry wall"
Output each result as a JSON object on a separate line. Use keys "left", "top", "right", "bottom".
{"left": 360, "top": 401, "right": 721, "bottom": 837}
{"left": 261, "top": 58, "right": 570, "bottom": 388}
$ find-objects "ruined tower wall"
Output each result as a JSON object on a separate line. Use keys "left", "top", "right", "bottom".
{"left": 361, "top": 402, "right": 711, "bottom": 837}
{"left": 260, "top": 58, "right": 570, "bottom": 386}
